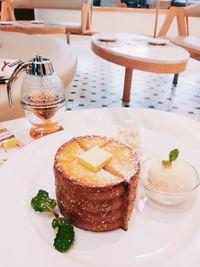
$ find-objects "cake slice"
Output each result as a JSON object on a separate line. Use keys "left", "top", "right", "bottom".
{"left": 54, "top": 135, "right": 140, "bottom": 232}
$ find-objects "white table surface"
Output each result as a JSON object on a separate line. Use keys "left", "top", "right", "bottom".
{"left": 2, "top": 107, "right": 200, "bottom": 150}
{"left": 91, "top": 34, "right": 190, "bottom": 103}
{"left": 91, "top": 33, "right": 189, "bottom": 64}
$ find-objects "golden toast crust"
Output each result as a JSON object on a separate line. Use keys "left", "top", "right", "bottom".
{"left": 54, "top": 135, "right": 140, "bottom": 232}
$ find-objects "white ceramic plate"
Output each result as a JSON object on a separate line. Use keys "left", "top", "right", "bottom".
{"left": 0, "top": 125, "right": 200, "bottom": 267}
{"left": 148, "top": 38, "right": 170, "bottom": 46}
{"left": 98, "top": 33, "right": 117, "bottom": 42}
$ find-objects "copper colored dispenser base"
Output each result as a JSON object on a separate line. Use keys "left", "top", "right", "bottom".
{"left": 30, "top": 125, "right": 63, "bottom": 139}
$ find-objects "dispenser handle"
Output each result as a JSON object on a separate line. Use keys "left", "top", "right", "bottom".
{"left": 7, "top": 61, "right": 29, "bottom": 108}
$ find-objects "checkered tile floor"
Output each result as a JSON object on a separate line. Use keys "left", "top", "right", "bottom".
{"left": 65, "top": 35, "right": 200, "bottom": 120}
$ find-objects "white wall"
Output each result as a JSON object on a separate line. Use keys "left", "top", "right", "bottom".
{"left": 35, "top": 8, "right": 200, "bottom": 37}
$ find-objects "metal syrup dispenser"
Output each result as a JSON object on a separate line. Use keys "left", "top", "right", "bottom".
{"left": 7, "top": 55, "right": 66, "bottom": 139}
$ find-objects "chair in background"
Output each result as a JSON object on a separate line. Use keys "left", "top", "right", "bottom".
{"left": 157, "top": 4, "right": 200, "bottom": 84}
{"left": 1, "top": 0, "right": 93, "bottom": 43}
{"left": 150, "top": 0, "right": 171, "bottom": 38}
{"left": 1, "top": 0, "right": 14, "bottom": 21}
{"left": 149, "top": 0, "right": 171, "bottom": 9}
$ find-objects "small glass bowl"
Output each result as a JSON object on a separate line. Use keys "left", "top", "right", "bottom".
{"left": 140, "top": 158, "right": 200, "bottom": 206}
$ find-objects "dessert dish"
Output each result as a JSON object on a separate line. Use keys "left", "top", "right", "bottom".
{"left": 54, "top": 135, "right": 140, "bottom": 232}
{"left": 140, "top": 149, "right": 200, "bottom": 205}
{"left": 147, "top": 159, "right": 196, "bottom": 193}
{"left": 0, "top": 125, "right": 23, "bottom": 165}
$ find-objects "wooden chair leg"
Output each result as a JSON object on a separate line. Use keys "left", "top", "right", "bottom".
{"left": 158, "top": 7, "right": 176, "bottom": 37}
{"left": 86, "top": 7, "right": 91, "bottom": 32}
{"left": 176, "top": 7, "right": 187, "bottom": 36}
{"left": 158, "top": 7, "right": 187, "bottom": 37}
{"left": 1, "top": 1, "right": 15, "bottom": 21}
{"left": 66, "top": 33, "right": 70, "bottom": 44}
{"left": 81, "top": 2, "right": 92, "bottom": 34}
{"left": 172, "top": 73, "right": 179, "bottom": 87}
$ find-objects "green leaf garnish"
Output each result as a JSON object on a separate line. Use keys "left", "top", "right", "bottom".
{"left": 31, "top": 189, "right": 75, "bottom": 253}
{"left": 162, "top": 160, "right": 171, "bottom": 168}
{"left": 162, "top": 148, "right": 179, "bottom": 168}
{"left": 169, "top": 149, "right": 179, "bottom": 162}
{"left": 31, "top": 189, "right": 56, "bottom": 212}
{"left": 52, "top": 217, "right": 75, "bottom": 252}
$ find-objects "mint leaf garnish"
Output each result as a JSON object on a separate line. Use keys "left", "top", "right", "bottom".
{"left": 162, "top": 148, "right": 179, "bottom": 168}
{"left": 52, "top": 217, "right": 75, "bottom": 252}
{"left": 169, "top": 149, "right": 179, "bottom": 162}
{"left": 31, "top": 189, "right": 75, "bottom": 253}
{"left": 31, "top": 189, "right": 56, "bottom": 212}
{"left": 162, "top": 160, "right": 171, "bottom": 167}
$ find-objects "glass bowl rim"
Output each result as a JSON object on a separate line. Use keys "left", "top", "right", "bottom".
{"left": 140, "top": 157, "right": 200, "bottom": 197}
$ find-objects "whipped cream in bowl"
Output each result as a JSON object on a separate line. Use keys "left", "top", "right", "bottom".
{"left": 140, "top": 150, "right": 200, "bottom": 206}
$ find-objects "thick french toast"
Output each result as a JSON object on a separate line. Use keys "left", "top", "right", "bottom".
{"left": 54, "top": 135, "right": 140, "bottom": 232}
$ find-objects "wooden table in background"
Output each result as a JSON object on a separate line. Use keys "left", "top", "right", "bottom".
{"left": 91, "top": 33, "right": 189, "bottom": 102}
{"left": 0, "top": 20, "right": 65, "bottom": 35}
